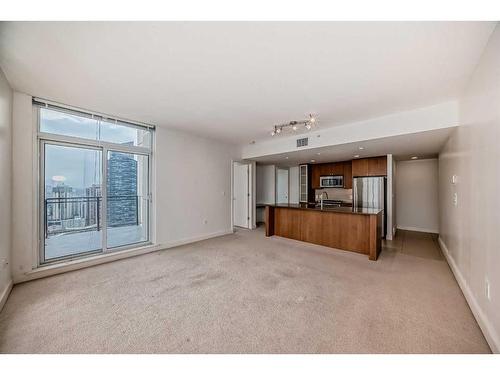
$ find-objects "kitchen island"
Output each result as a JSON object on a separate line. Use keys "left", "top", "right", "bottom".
{"left": 265, "top": 203, "right": 383, "bottom": 260}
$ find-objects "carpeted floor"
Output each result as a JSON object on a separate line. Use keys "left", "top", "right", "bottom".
{"left": 0, "top": 228, "right": 491, "bottom": 353}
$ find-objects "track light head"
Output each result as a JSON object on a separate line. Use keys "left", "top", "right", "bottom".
{"left": 269, "top": 114, "right": 318, "bottom": 136}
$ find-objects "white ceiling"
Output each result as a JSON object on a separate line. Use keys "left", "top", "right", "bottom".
{"left": 250, "top": 127, "right": 456, "bottom": 166}
{"left": 0, "top": 22, "right": 495, "bottom": 144}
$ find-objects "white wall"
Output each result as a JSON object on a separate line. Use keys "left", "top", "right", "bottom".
{"left": 12, "top": 92, "right": 40, "bottom": 282}
{"left": 0, "top": 68, "right": 13, "bottom": 309}
{"left": 242, "top": 101, "right": 459, "bottom": 159}
{"left": 10, "top": 92, "right": 237, "bottom": 282}
{"left": 289, "top": 166, "right": 299, "bottom": 204}
{"left": 439, "top": 25, "right": 500, "bottom": 353}
{"left": 155, "top": 127, "right": 237, "bottom": 244}
{"left": 396, "top": 159, "right": 439, "bottom": 233}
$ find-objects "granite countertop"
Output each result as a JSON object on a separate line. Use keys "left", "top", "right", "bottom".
{"left": 265, "top": 203, "right": 383, "bottom": 215}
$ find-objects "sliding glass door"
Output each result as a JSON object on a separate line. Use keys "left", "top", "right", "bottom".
{"left": 38, "top": 103, "right": 153, "bottom": 264}
{"left": 42, "top": 143, "right": 103, "bottom": 261}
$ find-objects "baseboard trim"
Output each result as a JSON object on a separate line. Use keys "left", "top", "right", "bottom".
{"left": 161, "top": 229, "right": 234, "bottom": 249}
{"left": 397, "top": 225, "right": 439, "bottom": 234}
{"left": 0, "top": 280, "right": 13, "bottom": 312}
{"left": 14, "top": 229, "right": 235, "bottom": 284}
{"left": 438, "top": 236, "right": 499, "bottom": 353}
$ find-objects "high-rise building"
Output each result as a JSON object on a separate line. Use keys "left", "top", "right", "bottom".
{"left": 85, "top": 184, "right": 101, "bottom": 227}
{"left": 51, "top": 184, "right": 74, "bottom": 221}
{"left": 107, "top": 151, "right": 137, "bottom": 227}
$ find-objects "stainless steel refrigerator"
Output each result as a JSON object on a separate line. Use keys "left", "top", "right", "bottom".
{"left": 353, "top": 177, "right": 386, "bottom": 238}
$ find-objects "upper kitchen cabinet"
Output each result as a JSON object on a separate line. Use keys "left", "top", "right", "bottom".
{"left": 320, "top": 162, "right": 344, "bottom": 176}
{"left": 352, "top": 156, "right": 387, "bottom": 177}
{"left": 311, "top": 161, "right": 352, "bottom": 189}
{"left": 311, "top": 162, "right": 342, "bottom": 189}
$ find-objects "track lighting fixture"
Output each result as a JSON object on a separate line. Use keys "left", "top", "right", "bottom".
{"left": 270, "top": 114, "right": 317, "bottom": 137}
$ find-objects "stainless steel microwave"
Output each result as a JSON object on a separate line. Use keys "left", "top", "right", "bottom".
{"left": 320, "top": 175, "right": 343, "bottom": 188}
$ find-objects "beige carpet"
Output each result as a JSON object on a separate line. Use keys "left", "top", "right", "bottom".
{"left": 0, "top": 228, "right": 491, "bottom": 353}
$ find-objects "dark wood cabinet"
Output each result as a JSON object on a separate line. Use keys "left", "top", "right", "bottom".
{"left": 320, "top": 162, "right": 344, "bottom": 176}
{"left": 311, "top": 164, "right": 322, "bottom": 189}
{"left": 309, "top": 156, "right": 386, "bottom": 189}
{"left": 352, "top": 158, "right": 369, "bottom": 177}
{"left": 352, "top": 156, "right": 387, "bottom": 177}
{"left": 265, "top": 205, "right": 382, "bottom": 260}
{"left": 370, "top": 156, "right": 387, "bottom": 176}
{"left": 343, "top": 161, "right": 352, "bottom": 189}
{"left": 311, "top": 161, "right": 353, "bottom": 189}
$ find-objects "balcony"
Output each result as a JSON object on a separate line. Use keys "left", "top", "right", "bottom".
{"left": 44, "top": 196, "right": 148, "bottom": 261}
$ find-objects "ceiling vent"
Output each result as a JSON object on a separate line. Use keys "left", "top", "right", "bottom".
{"left": 296, "top": 137, "right": 309, "bottom": 148}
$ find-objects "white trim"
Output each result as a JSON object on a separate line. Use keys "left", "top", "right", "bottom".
{"left": 396, "top": 225, "right": 439, "bottom": 234}
{"left": 38, "top": 132, "right": 151, "bottom": 155}
{"left": 386, "top": 154, "right": 393, "bottom": 240}
{"left": 232, "top": 160, "right": 253, "bottom": 230}
{"left": 14, "top": 230, "right": 234, "bottom": 284}
{"left": 32, "top": 105, "right": 39, "bottom": 268}
{"left": 161, "top": 229, "right": 234, "bottom": 249}
{"left": 33, "top": 97, "right": 155, "bottom": 130}
{"left": 275, "top": 166, "right": 290, "bottom": 204}
{"left": 0, "top": 280, "right": 13, "bottom": 312}
{"left": 250, "top": 161, "right": 257, "bottom": 229}
{"left": 438, "top": 237, "right": 498, "bottom": 354}
{"left": 36, "top": 102, "right": 154, "bottom": 266}
{"left": 230, "top": 159, "right": 234, "bottom": 231}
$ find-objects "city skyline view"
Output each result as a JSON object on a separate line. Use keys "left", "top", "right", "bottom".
{"left": 42, "top": 107, "right": 150, "bottom": 190}
{"left": 40, "top": 108, "right": 151, "bottom": 260}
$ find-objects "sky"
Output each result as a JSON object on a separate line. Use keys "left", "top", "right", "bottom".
{"left": 45, "top": 144, "right": 101, "bottom": 191}
{"left": 42, "top": 108, "right": 149, "bottom": 192}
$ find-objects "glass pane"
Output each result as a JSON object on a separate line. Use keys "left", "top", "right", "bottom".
{"left": 106, "top": 151, "right": 149, "bottom": 249}
{"left": 40, "top": 107, "right": 151, "bottom": 148}
{"left": 44, "top": 144, "right": 102, "bottom": 261}
{"left": 40, "top": 108, "right": 99, "bottom": 141}
{"left": 100, "top": 120, "right": 151, "bottom": 148}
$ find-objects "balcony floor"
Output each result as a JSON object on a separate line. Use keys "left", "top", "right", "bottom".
{"left": 44, "top": 225, "right": 147, "bottom": 260}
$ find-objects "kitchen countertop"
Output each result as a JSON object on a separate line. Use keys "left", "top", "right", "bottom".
{"left": 265, "top": 203, "right": 383, "bottom": 215}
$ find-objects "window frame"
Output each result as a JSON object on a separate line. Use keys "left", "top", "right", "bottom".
{"left": 36, "top": 101, "right": 154, "bottom": 266}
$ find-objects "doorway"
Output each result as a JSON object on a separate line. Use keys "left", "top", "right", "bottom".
{"left": 233, "top": 162, "right": 251, "bottom": 228}
{"left": 276, "top": 167, "right": 289, "bottom": 204}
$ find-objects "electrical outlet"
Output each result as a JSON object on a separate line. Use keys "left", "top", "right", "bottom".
{"left": 452, "top": 175, "right": 458, "bottom": 184}
{"left": 453, "top": 193, "right": 458, "bottom": 207}
{"left": 203, "top": 219, "right": 208, "bottom": 225}
{"left": 486, "top": 279, "right": 491, "bottom": 301}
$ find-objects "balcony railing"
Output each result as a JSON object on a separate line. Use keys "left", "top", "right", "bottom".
{"left": 45, "top": 195, "right": 140, "bottom": 238}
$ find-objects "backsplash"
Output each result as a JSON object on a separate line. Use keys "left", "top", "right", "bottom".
{"left": 314, "top": 188, "right": 353, "bottom": 202}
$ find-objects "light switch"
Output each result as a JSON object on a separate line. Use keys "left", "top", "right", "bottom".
{"left": 452, "top": 175, "right": 458, "bottom": 184}
{"left": 486, "top": 278, "right": 491, "bottom": 301}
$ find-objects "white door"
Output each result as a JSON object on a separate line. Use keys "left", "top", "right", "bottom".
{"left": 276, "top": 168, "right": 289, "bottom": 204}
{"left": 233, "top": 162, "right": 249, "bottom": 228}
